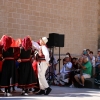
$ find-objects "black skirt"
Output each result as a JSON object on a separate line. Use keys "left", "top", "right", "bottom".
{"left": 18, "top": 61, "right": 37, "bottom": 88}
{"left": 0, "top": 60, "right": 17, "bottom": 88}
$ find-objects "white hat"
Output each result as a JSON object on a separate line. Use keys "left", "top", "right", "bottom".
{"left": 42, "top": 37, "right": 48, "bottom": 44}
{"left": 65, "top": 55, "right": 69, "bottom": 57}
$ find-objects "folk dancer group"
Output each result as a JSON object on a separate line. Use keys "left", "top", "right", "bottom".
{"left": 0, "top": 35, "right": 52, "bottom": 96}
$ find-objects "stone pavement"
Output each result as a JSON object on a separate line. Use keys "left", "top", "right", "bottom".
{"left": 0, "top": 86, "right": 100, "bottom": 100}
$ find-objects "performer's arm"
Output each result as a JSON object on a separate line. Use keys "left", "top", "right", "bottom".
{"left": 32, "top": 41, "right": 41, "bottom": 50}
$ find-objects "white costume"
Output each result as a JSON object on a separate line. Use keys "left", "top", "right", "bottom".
{"left": 32, "top": 41, "right": 50, "bottom": 90}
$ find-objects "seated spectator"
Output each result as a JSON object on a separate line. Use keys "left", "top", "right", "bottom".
{"left": 74, "top": 56, "right": 92, "bottom": 87}
{"left": 86, "top": 49, "right": 91, "bottom": 61}
{"left": 89, "top": 51, "right": 95, "bottom": 76}
{"left": 69, "top": 57, "right": 83, "bottom": 88}
{"left": 63, "top": 52, "right": 72, "bottom": 65}
{"left": 95, "top": 49, "right": 100, "bottom": 67}
{"left": 55, "top": 55, "right": 72, "bottom": 85}
{"left": 86, "top": 49, "right": 90, "bottom": 54}
{"left": 82, "top": 49, "right": 91, "bottom": 59}
{"left": 86, "top": 49, "right": 90, "bottom": 56}
{"left": 82, "top": 49, "right": 88, "bottom": 56}
{"left": 94, "top": 64, "right": 100, "bottom": 87}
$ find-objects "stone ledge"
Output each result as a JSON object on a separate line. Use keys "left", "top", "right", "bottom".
{"left": 74, "top": 78, "right": 99, "bottom": 89}
{"left": 84, "top": 78, "right": 99, "bottom": 89}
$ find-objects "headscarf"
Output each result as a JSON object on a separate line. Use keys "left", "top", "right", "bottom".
{"left": 16, "top": 38, "right": 22, "bottom": 47}
{"left": 22, "top": 36, "right": 32, "bottom": 51}
{"left": 1, "top": 35, "right": 12, "bottom": 51}
{"left": 11, "top": 38, "right": 22, "bottom": 47}
{"left": 10, "top": 38, "right": 16, "bottom": 47}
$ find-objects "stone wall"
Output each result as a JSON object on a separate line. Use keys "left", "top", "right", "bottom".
{"left": 98, "top": 0, "right": 100, "bottom": 49}
{"left": 0, "top": 0, "right": 99, "bottom": 55}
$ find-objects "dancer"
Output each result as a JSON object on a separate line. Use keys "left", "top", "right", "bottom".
{"left": 32, "top": 37, "right": 52, "bottom": 95}
{"left": 0, "top": 35, "right": 17, "bottom": 96}
{"left": 18, "top": 36, "right": 37, "bottom": 96}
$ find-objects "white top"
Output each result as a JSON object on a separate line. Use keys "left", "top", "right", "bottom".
{"left": 92, "top": 56, "right": 95, "bottom": 67}
{"left": 32, "top": 41, "right": 50, "bottom": 63}
{"left": 60, "top": 62, "right": 72, "bottom": 74}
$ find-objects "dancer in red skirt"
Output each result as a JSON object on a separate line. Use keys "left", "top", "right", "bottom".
{"left": 0, "top": 35, "right": 17, "bottom": 96}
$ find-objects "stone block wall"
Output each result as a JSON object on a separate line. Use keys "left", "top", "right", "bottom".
{"left": 0, "top": 0, "right": 99, "bottom": 55}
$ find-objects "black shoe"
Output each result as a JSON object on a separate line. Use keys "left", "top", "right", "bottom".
{"left": 78, "top": 84, "right": 84, "bottom": 88}
{"left": 36, "top": 90, "right": 45, "bottom": 95}
{"left": 45, "top": 87, "right": 52, "bottom": 95}
{"left": 28, "top": 88, "right": 32, "bottom": 93}
{"left": 33, "top": 88, "right": 40, "bottom": 93}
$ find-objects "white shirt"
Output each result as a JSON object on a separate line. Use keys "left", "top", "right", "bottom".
{"left": 32, "top": 41, "right": 50, "bottom": 63}
{"left": 60, "top": 62, "right": 72, "bottom": 74}
{"left": 92, "top": 56, "right": 95, "bottom": 67}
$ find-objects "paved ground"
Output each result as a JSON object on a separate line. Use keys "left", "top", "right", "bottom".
{"left": 0, "top": 86, "right": 100, "bottom": 100}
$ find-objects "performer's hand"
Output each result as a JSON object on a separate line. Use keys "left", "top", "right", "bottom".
{"left": 0, "top": 54, "right": 2, "bottom": 57}
{"left": 2, "top": 59, "right": 4, "bottom": 62}
{"left": 17, "top": 59, "right": 21, "bottom": 63}
{"left": 47, "top": 63, "right": 51, "bottom": 67}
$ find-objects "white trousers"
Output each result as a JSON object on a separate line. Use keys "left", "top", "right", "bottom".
{"left": 38, "top": 61, "right": 49, "bottom": 90}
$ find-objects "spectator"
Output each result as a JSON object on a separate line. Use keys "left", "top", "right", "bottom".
{"left": 94, "top": 49, "right": 100, "bottom": 88}
{"left": 66, "top": 52, "right": 72, "bottom": 62}
{"left": 55, "top": 55, "right": 72, "bottom": 85}
{"left": 95, "top": 49, "right": 100, "bottom": 67}
{"left": 74, "top": 56, "right": 92, "bottom": 87}
{"left": 82, "top": 49, "right": 92, "bottom": 65}
{"left": 69, "top": 57, "right": 83, "bottom": 88}
{"left": 86, "top": 49, "right": 90, "bottom": 55}
{"left": 94, "top": 64, "right": 100, "bottom": 87}
{"left": 89, "top": 51, "right": 95, "bottom": 76}
{"left": 82, "top": 49, "right": 87, "bottom": 56}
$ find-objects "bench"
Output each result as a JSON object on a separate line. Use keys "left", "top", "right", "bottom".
{"left": 84, "top": 78, "right": 98, "bottom": 89}
{"left": 74, "top": 78, "right": 99, "bottom": 89}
